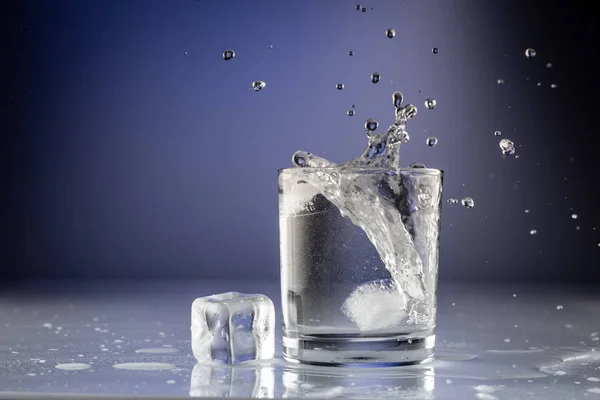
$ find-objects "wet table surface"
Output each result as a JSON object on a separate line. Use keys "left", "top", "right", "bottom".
{"left": 0, "top": 280, "right": 599, "bottom": 399}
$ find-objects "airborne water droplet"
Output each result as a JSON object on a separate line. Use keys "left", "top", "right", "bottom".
{"left": 336, "top": 83, "right": 344, "bottom": 90}
{"left": 409, "top": 162, "right": 426, "bottom": 168}
{"left": 461, "top": 197, "right": 475, "bottom": 208}
{"left": 362, "top": 7, "right": 366, "bottom": 12}
{"left": 432, "top": 47, "right": 439, "bottom": 54}
{"left": 355, "top": 4, "right": 361, "bottom": 10}
{"left": 392, "top": 91, "right": 404, "bottom": 109}
{"left": 525, "top": 48, "right": 536, "bottom": 59}
{"left": 292, "top": 153, "right": 307, "bottom": 167}
{"left": 447, "top": 198, "right": 459, "bottom": 204}
{"left": 530, "top": 229, "right": 537, "bottom": 235}
{"left": 426, "top": 137, "right": 438, "bottom": 147}
{"left": 550, "top": 83, "right": 557, "bottom": 89}
{"left": 347, "top": 110, "right": 355, "bottom": 116}
{"left": 425, "top": 99, "right": 436, "bottom": 109}
{"left": 182, "top": 51, "right": 188, "bottom": 56}
{"left": 371, "top": 72, "right": 380, "bottom": 83}
{"left": 251, "top": 80, "right": 266, "bottom": 92}
{"left": 556, "top": 305, "right": 563, "bottom": 310}
{"left": 402, "top": 104, "right": 418, "bottom": 119}
{"left": 385, "top": 29, "right": 395, "bottom": 38}
{"left": 572, "top": 214, "right": 578, "bottom": 219}
{"left": 223, "top": 49, "right": 235, "bottom": 60}
{"left": 497, "top": 79, "right": 505, "bottom": 84}
{"left": 499, "top": 139, "right": 516, "bottom": 155}
{"left": 365, "top": 119, "right": 378, "bottom": 132}
{"left": 348, "top": 50, "right": 354, "bottom": 56}
{"left": 546, "top": 62, "right": 552, "bottom": 68}
{"left": 494, "top": 130, "right": 502, "bottom": 136}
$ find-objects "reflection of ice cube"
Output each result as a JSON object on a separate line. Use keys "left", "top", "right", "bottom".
{"left": 191, "top": 292, "right": 275, "bottom": 364}
{"left": 341, "top": 279, "right": 407, "bottom": 331}
{"left": 190, "top": 363, "right": 274, "bottom": 398}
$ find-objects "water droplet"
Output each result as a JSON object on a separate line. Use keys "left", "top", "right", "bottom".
{"left": 371, "top": 72, "right": 380, "bottom": 83}
{"left": 166, "top": 380, "right": 176, "bottom": 384}
{"left": 292, "top": 153, "right": 307, "bottom": 167}
{"left": 432, "top": 47, "right": 439, "bottom": 54}
{"left": 525, "top": 48, "right": 536, "bottom": 58}
{"left": 572, "top": 214, "right": 578, "bottom": 219}
{"left": 550, "top": 83, "right": 557, "bottom": 89}
{"left": 546, "top": 62, "right": 552, "bottom": 68}
{"left": 355, "top": 4, "right": 361, "bottom": 10}
{"left": 494, "top": 130, "right": 502, "bottom": 136}
{"left": 504, "top": 338, "right": 511, "bottom": 343}
{"left": 497, "top": 79, "right": 504, "bottom": 84}
{"left": 362, "top": 7, "right": 366, "bottom": 12}
{"left": 575, "top": 226, "right": 581, "bottom": 230}
{"left": 336, "top": 83, "right": 344, "bottom": 90}
{"left": 499, "top": 139, "right": 516, "bottom": 155}
{"left": 537, "top": 82, "right": 542, "bottom": 87}
{"left": 251, "top": 80, "right": 266, "bottom": 92}
{"left": 530, "top": 229, "right": 537, "bottom": 235}
{"left": 223, "top": 49, "right": 235, "bottom": 60}
{"left": 556, "top": 305, "right": 563, "bottom": 310}
{"left": 402, "top": 104, "right": 418, "bottom": 119}
{"left": 351, "top": 104, "right": 356, "bottom": 108}
{"left": 385, "top": 29, "right": 395, "bottom": 38}
{"left": 348, "top": 50, "right": 354, "bottom": 56}
{"left": 392, "top": 91, "right": 404, "bottom": 108}
{"left": 182, "top": 51, "right": 188, "bottom": 56}
{"left": 525, "top": 209, "right": 529, "bottom": 213}
{"left": 425, "top": 99, "right": 436, "bottom": 109}
{"left": 365, "top": 119, "right": 378, "bottom": 132}
{"left": 268, "top": 44, "right": 273, "bottom": 49}
{"left": 347, "top": 110, "right": 355, "bottom": 116}
{"left": 426, "top": 137, "right": 438, "bottom": 147}
{"left": 447, "top": 198, "right": 459, "bottom": 204}
{"left": 409, "top": 162, "right": 426, "bottom": 168}
{"left": 461, "top": 197, "right": 475, "bottom": 208}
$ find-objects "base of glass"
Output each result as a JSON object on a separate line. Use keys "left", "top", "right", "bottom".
{"left": 283, "top": 329, "right": 435, "bottom": 366}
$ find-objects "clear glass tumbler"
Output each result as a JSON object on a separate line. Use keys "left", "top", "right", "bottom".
{"left": 279, "top": 167, "right": 443, "bottom": 366}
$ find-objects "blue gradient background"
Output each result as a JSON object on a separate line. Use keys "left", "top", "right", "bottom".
{"left": 2, "top": 0, "right": 598, "bottom": 282}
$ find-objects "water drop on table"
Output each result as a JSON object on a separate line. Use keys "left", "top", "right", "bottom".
{"left": 371, "top": 72, "right": 380, "bottom": 83}
{"left": 365, "top": 119, "right": 378, "bottom": 132}
{"left": 251, "top": 80, "right": 266, "bottom": 92}
{"left": 425, "top": 99, "right": 436, "bottom": 109}
{"left": 223, "top": 49, "right": 235, "bottom": 60}
{"left": 385, "top": 29, "right": 395, "bottom": 38}
{"left": 461, "top": 197, "right": 475, "bottom": 208}
{"left": 426, "top": 137, "right": 438, "bottom": 147}
{"left": 336, "top": 83, "right": 344, "bottom": 90}
{"left": 525, "top": 48, "right": 536, "bottom": 58}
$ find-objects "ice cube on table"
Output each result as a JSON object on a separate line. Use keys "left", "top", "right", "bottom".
{"left": 191, "top": 292, "right": 275, "bottom": 364}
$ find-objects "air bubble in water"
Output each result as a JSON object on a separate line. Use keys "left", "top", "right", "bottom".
{"left": 223, "top": 49, "right": 235, "bottom": 60}
{"left": 494, "top": 130, "right": 502, "bottom": 136}
{"left": 371, "top": 72, "right": 380, "bottom": 83}
{"left": 336, "top": 83, "right": 344, "bottom": 90}
{"left": 251, "top": 81, "right": 266, "bottom": 92}
{"left": 409, "top": 162, "right": 426, "bottom": 168}
{"left": 461, "top": 197, "right": 475, "bottom": 208}
{"left": 347, "top": 110, "right": 355, "bottom": 116}
{"left": 572, "top": 214, "right": 578, "bottom": 219}
{"left": 530, "top": 229, "right": 537, "bottom": 235}
{"left": 386, "top": 29, "right": 395, "bottom": 38}
{"left": 392, "top": 91, "right": 404, "bottom": 109}
{"left": 525, "top": 48, "right": 536, "bottom": 58}
{"left": 365, "top": 119, "right": 378, "bottom": 132}
{"left": 425, "top": 99, "right": 436, "bottom": 109}
{"left": 432, "top": 47, "right": 439, "bottom": 54}
{"left": 447, "top": 198, "right": 459, "bottom": 204}
{"left": 426, "top": 137, "right": 438, "bottom": 147}
{"left": 499, "top": 139, "right": 516, "bottom": 155}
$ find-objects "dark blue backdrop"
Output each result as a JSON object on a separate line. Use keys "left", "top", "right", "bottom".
{"left": 2, "top": 0, "right": 598, "bottom": 281}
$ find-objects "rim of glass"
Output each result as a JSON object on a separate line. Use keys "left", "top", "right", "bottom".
{"left": 278, "top": 167, "right": 443, "bottom": 176}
